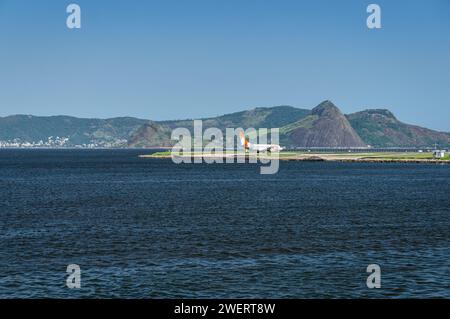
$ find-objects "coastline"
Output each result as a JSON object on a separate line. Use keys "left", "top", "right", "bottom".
{"left": 139, "top": 152, "right": 450, "bottom": 164}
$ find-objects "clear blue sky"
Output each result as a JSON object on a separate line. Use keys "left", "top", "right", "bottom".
{"left": 0, "top": 0, "right": 449, "bottom": 131}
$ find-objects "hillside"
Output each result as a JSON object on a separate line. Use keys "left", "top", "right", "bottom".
{"left": 127, "top": 121, "right": 173, "bottom": 148}
{"left": 0, "top": 115, "right": 147, "bottom": 147}
{"left": 1, "top": 103, "right": 449, "bottom": 148}
{"left": 160, "top": 105, "right": 310, "bottom": 131}
{"left": 347, "top": 109, "right": 450, "bottom": 148}
{"left": 280, "top": 101, "right": 366, "bottom": 147}
{"left": 129, "top": 105, "right": 311, "bottom": 148}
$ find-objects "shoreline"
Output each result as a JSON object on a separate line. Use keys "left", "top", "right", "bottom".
{"left": 139, "top": 153, "right": 450, "bottom": 164}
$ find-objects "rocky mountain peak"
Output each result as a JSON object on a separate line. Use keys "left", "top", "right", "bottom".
{"left": 311, "top": 100, "right": 341, "bottom": 117}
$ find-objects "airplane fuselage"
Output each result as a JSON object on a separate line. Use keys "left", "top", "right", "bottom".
{"left": 239, "top": 132, "right": 283, "bottom": 152}
{"left": 245, "top": 143, "right": 283, "bottom": 152}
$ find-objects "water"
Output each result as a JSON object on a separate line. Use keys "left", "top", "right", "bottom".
{"left": 0, "top": 149, "right": 449, "bottom": 298}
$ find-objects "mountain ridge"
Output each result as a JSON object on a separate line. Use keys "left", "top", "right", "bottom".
{"left": 1, "top": 102, "right": 449, "bottom": 148}
{"left": 347, "top": 109, "right": 450, "bottom": 147}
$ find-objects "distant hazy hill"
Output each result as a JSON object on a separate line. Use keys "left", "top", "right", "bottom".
{"left": 1, "top": 102, "right": 449, "bottom": 148}
{"left": 0, "top": 115, "right": 147, "bottom": 146}
{"left": 347, "top": 109, "right": 450, "bottom": 148}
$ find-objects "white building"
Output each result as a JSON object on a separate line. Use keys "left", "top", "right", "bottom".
{"left": 433, "top": 150, "right": 446, "bottom": 158}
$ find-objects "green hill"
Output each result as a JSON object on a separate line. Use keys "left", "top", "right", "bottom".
{"left": 1, "top": 103, "right": 449, "bottom": 148}
{"left": 160, "top": 105, "right": 311, "bottom": 131}
{"left": 347, "top": 109, "right": 450, "bottom": 148}
{"left": 0, "top": 115, "right": 147, "bottom": 147}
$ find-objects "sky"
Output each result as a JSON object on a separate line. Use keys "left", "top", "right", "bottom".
{"left": 0, "top": 0, "right": 449, "bottom": 131}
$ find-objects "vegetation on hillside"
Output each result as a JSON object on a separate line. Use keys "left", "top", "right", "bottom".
{"left": 1, "top": 102, "right": 449, "bottom": 148}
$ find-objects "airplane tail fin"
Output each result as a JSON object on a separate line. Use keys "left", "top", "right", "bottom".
{"left": 239, "top": 132, "right": 249, "bottom": 149}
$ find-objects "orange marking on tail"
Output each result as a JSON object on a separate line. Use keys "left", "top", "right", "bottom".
{"left": 239, "top": 132, "right": 249, "bottom": 149}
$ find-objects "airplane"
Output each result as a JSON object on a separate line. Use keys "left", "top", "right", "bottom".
{"left": 239, "top": 132, "right": 284, "bottom": 153}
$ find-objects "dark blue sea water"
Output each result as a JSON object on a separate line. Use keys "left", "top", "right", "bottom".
{"left": 0, "top": 149, "right": 449, "bottom": 298}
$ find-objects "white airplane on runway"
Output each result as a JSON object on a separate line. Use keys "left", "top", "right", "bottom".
{"left": 239, "top": 132, "right": 284, "bottom": 153}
